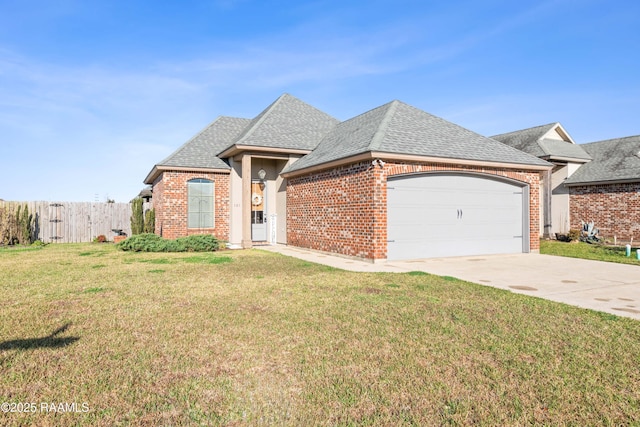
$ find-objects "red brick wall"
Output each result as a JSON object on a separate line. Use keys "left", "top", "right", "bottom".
{"left": 570, "top": 183, "right": 640, "bottom": 240}
{"left": 151, "top": 171, "right": 230, "bottom": 240}
{"left": 287, "top": 161, "right": 542, "bottom": 260}
{"left": 287, "top": 162, "right": 384, "bottom": 259}
{"left": 151, "top": 175, "right": 164, "bottom": 235}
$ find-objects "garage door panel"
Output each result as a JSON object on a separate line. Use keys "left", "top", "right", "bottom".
{"left": 387, "top": 174, "right": 527, "bottom": 260}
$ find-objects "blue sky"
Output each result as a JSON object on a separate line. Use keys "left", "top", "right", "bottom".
{"left": 1, "top": 0, "right": 638, "bottom": 202}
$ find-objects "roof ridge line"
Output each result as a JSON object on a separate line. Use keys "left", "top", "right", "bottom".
{"left": 585, "top": 134, "right": 640, "bottom": 145}
{"left": 369, "top": 100, "right": 399, "bottom": 151}
{"left": 234, "top": 94, "right": 290, "bottom": 145}
{"left": 491, "top": 122, "right": 558, "bottom": 139}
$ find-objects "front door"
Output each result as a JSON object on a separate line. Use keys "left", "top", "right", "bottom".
{"left": 251, "top": 180, "right": 267, "bottom": 241}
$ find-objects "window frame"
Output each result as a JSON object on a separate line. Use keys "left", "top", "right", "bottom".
{"left": 187, "top": 178, "right": 215, "bottom": 229}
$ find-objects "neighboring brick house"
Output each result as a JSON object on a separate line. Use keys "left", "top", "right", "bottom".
{"left": 144, "top": 94, "right": 551, "bottom": 261}
{"left": 492, "top": 123, "right": 591, "bottom": 237}
{"left": 494, "top": 127, "right": 640, "bottom": 242}
{"left": 564, "top": 136, "right": 640, "bottom": 241}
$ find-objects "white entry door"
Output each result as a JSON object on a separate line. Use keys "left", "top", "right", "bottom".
{"left": 251, "top": 180, "right": 267, "bottom": 241}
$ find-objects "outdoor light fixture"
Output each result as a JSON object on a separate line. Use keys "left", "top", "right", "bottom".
{"left": 258, "top": 168, "right": 267, "bottom": 180}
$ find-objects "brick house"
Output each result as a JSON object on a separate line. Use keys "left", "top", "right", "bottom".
{"left": 565, "top": 136, "right": 640, "bottom": 241}
{"left": 144, "top": 94, "right": 552, "bottom": 261}
{"left": 491, "top": 123, "right": 591, "bottom": 237}
{"left": 494, "top": 127, "right": 640, "bottom": 242}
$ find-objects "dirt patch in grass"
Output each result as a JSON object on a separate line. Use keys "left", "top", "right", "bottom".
{"left": 0, "top": 244, "right": 639, "bottom": 425}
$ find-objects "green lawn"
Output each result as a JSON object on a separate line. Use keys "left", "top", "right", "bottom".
{"left": 541, "top": 240, "right": 640, "bottom": 266}
{"left": 1, "top": 244, "right": 639, "bottom": 425}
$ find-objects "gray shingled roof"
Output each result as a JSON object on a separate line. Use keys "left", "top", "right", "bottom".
{"left": 565, "top": 136, "right": 640, "bottom": 185}
{"left": 230, "top": 93, "right": 339, "bottom": 151}
{"left": 538, "top": 139, "right": 592, "bottom": 160}
{"left": 156, "top": 116, "right": 250, "bottom": 169}
{"left": 491, "top": 124, "right": 556, "bottom": 157}
{"left": 286, "top": 101, "right": 550, "bottom": 173}
{"left": 491, "top": 123, "right": 590, "bottom": 161}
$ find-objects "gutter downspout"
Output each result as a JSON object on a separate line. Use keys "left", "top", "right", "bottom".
{"left": 543, "top": 168, "right": 552, "bottom": 239}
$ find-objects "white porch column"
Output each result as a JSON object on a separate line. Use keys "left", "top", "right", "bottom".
{"left": 241, "top": 153, "right": 253, "bottom": 249}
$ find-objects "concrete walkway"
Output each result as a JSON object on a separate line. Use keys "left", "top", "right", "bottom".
{"left": 258, "top": 245, "right": 640, "bottom": 320}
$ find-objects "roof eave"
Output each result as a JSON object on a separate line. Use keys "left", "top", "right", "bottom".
{"left": 282, "top": 152, "right": 552, "bottom": 178}
{"left": 144, "top": 166, "right": 161, "bottom": 185}
{"left": 565, "top": 177, "right": 640, "bottom": 187}
{"left": 218, "top": 144, "right": 312, "bottom": 158}
{"left": 144, "top": 165, "right": 231, "bottom": 185}
{"left": 541, "top": 155, "right": 591, "bottom": 164}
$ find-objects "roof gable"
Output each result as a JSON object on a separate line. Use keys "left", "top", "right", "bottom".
{"left": 565, "top": 135, "right": 640, "bottom": 185}
{"left": 286, "top": 101, "right": 550, "bottom": 173}
{"left": 228, "top": 93, "right": 339, "bottom": 152}
{"left": 283, "top": 102, "right": 395, "bottom": 172}
{"left": 492, "top": 122, "right": 589, "bottom": 162}
{"left": 491, "top": 123, "right": 556, "bottom": 157}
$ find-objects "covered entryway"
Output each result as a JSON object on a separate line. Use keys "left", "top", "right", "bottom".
{"left": 387, "top": 173, "right": 529, "bottom": 260}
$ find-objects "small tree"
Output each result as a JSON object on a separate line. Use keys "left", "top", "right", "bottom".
{"left": 0, "top": 203, "right": 33, "bottom": 245}
{"left": 0, "top": 205, "right": 10, "bottom": 245}
{"left": 14, "top": 204, "right": 21, "bottom": 244}
{"left": 130, "top": 198, "right": 144, "bottom": 235}
{"left": 18, "top": 204, "right": 32, "bottom": 244}
{"left": 143, "top": 208, "right": 155, "bottom": 234}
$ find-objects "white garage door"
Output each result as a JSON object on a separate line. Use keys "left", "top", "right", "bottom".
{"left": 387, "top": 173, "right": 528, "bottom": 260}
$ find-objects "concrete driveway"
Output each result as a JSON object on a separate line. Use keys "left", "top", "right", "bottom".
{"left": 260, "top": 246, "right": 640, "bottom": 320}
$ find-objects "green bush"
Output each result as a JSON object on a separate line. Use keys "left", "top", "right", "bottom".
{"left": 175, "top": 235, "right": 221, "bottom": 252}
{"left": 0, "top": 203, "right": 35, "bottom": 245}
{"left": 117, "top": 233, "right": 221, "bottom": 252}
{"left": 117, "top": 233, "right": 167, "bottom": 252}
{"left": 143, "top": 208, "right": 155, "bottom": 234}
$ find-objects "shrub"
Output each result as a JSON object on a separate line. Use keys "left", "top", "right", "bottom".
{"left": 117, "top": 233, "right": 221, "bottom": 253}
{"left": 175, "top": 235, "right": 221, "bottom": 252}
{"left": 0, "top": 203, "right": 35, "bottom": 245}
{"left": 143, "top": 208, "right": 155, "bottom": 234}
{"left": 130, "top": 198, "right": 144, "bottom": 235}
{"left": 567, "top": 229, "right": 580, "bottom": 242}
{"left": 117, "top": 233, "right": 167, "bottom": 252}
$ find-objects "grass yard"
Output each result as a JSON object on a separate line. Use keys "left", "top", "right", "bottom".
{"left": 1, "top": 244, "right": 639, "bottom": 426}
{"left": 541, "top": 240, "right": 640, "bottom": 266}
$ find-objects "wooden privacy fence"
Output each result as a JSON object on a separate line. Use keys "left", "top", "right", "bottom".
{"left": 0, "top": 201, "right": 151, "bottom": 243}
